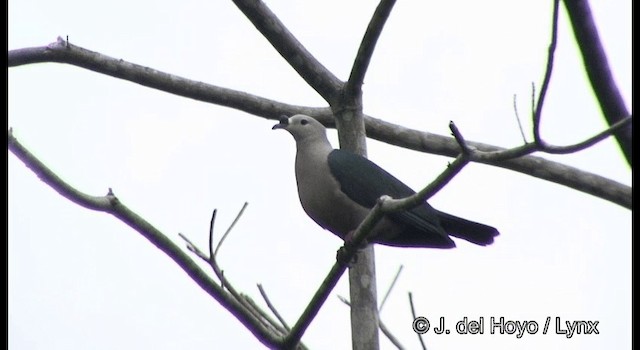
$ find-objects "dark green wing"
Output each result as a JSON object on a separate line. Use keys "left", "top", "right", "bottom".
{"left": 327, "top": 149, "right": 451, "bottom": 246}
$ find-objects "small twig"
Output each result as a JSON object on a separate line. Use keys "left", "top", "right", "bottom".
{"left": 530, "top": 83, "right": 536, "bottom": 127}
{"left": 257, "top": 284, "right": 291, "bottom": 331}
{"left": 213, "top": 202, "right": 248, "bottom": 258}
{"left": 208, "top": 209, "right": 217, "bottom": 261}
{"left": 379, "top": 265, "right": 403, "bottom": 312}
{"left": 379, "top": 321, "right": 405, "bottom": 350}
{"left": 372, "top": 123, "right": 474, "bottom": 215}
{"left": 539, "top": 114, "right": 633, "bottom": 154}
{"left": 241, "top": 294, "right": 291, "bottom": 337}
{"left": 449, "top": 121, "right": 472, "bottom": 155}
{"left": 337, "top": 295, "right": 405, "bottom": 350}
{"left": 382, "top": 121, "right": 473, "bottom": 212}
{"left": 178, "top": 233, "right": 209, "bottom": 262}
{"left": 468, "top": 113, "right": 633, "bottom": 163}
{"left": 181, "top": 206, "right": 282, "bottom": 337}
{"left": 381, "top": 153, "right": 470, "bottom": 213}
{"left": 520, "top": 0, "right": 633, "bottom": 158}
{"left": 408, "top": 292, "right": 427, "bottom": 350}
{"left": 513, "top": 94, "right": 528, "bottom": 143}
{"left": 533, "top": 0, "right": 560, "bottom": 145}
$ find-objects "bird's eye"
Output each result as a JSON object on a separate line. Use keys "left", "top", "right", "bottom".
{"left": 300, "top": 119, "right": 309, "bottom": 125}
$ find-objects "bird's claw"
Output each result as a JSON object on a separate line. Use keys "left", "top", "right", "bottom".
{"left": 336, "top": 245, "right": 358, "bottom": 267}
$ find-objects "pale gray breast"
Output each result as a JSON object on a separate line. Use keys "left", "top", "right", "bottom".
{"left": 294, "top": 147, "right": 404, "bottom": 241}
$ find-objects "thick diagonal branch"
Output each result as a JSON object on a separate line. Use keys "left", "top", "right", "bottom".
{"left": 282, "top": 201, "right": 385, "bottom": 349}
{"left": 231, "top": 0, "right": 343, "bottom": 103}
{"left": 562, "top": 0, "right": 632, "bottom": 165}
{"left": 8, "top": 37, "right": 326, "bottom": 120}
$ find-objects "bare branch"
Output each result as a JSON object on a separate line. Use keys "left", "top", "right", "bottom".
{"left": 563, "top": 0, "right": 632, "bottom": 165}
{"left": 531, "top": 83, "right": 536, "bottom": 122}
{"left": 449, "top": 121, "right": 472, "bottom": 155}
{"left": 339, "top": 264, "right": 406, "bottom": 348}
{"left": 258, "top": 284, "right": 291, "bottom": 331}
{"left": 379, "top": 265, "right": 404, "bottom": 312}
{"left": 200, "top": 210, "right": 283, "bottom": 334}
{"left": 379, "top": 321, "right": 405, "bottom": 350}
{"left": 283, "top": 201, "right": 386, "bottom": 348}
{"left": 7, "top": 128, "right": 114, "bottom": 211}
{"left": 337, "top": 295, "right": 406, "bottom": 350}
{"left": 537, "top": 115, "right": 632, "bottom": 154}
{"left": 7, "top": 40, "right": 630, "bottom": 208}
{"left": 378, "top": 265, "right": 406, "bottom": 349}
{"left": 346, "top": 0, "right": 397, "bottom": 98}
{"left": 240, "top": 294, "right": 293, "bottom": 340}
{"left": 283, "top": 261, "right": 348, "bottom": 348}
{"left": 7, "top": 37, "right": 327, "bottom": 121}
{"left": 231, "top": 0, "right": 343, "bottom": 103}
{"left": 380, "top": 149, "right": 470, "bottom": 213}
{"left": 381, "top": 114, "right": 633, "bottom": 212}
{"left": 533, "top": 0, "right": 560, "bottom": 145}
{"left": 178, "top": 233, "right": 210, "bottom": 262}
{"left": 208, "top": 209, "right": 217, "bottom": 262}
{"left": 7, "top": 129, "right": 283, "bottom": 348}
{"left": 372, "top": 113, "right": 631, "bottom": 213}
{"left": 214, "top": 202, "right": 249, "bottom": 258}
{"left": 512, "top": 94, "right": 528, "bottom": 143}
{"left": 469, "top": 112, "right": 632, "bottom": 158}
{"left": 408, "top": 292, "right": 427, "bottom": 350}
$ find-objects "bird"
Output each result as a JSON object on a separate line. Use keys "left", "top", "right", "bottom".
{"left": 273, "top": 114, "right": 499, "bottom": 248}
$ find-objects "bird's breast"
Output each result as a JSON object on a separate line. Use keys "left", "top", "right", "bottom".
{"left": 294, "top": 152, "right": 368, "bottom": 238}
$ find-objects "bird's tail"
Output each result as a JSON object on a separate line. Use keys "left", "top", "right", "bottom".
{"left": 436, "top": 211, "right": 499, "bottom": 246}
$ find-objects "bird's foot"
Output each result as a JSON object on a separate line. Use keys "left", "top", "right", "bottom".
{"left": 336, "top": 245, "right": 358, "bottom": 267}
{"left": 337, "top": 230, "right": 369, "bottom": 266}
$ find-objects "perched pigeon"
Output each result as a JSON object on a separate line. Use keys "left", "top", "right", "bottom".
{"left": 273, "top": 114, "right": 499, "bottom": 248}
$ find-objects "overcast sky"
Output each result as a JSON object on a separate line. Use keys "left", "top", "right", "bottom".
{"left": 8, "top": 0, "right": 631, "bottom": 349}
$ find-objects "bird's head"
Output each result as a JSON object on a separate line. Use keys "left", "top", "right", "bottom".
{"left": 272, "top": 114, "right": 327, "bottom": 143}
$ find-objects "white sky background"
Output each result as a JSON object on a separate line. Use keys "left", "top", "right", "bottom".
{"left": 8, "top": 0, "right": 631, "bottom": 349}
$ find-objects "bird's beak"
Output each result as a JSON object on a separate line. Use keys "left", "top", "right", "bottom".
{"left": 272, "top": 115, "right": 289, "bottom": 130}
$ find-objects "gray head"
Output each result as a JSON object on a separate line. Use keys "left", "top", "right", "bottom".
{"left": 272, "top": 114, "right": 328, "bottom": 143}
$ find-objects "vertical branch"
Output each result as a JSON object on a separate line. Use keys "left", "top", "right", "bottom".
{"left": 338, "top": 2, "right": 397, "bottom": 349}
{"left": 562, "top": 0, "right": 632, "bottom": 165}
{"left": 408, "top": 292, "right": 427, "bottom": 350}
{"left": 346, "top": 246, "right": 380, "bottom": 350}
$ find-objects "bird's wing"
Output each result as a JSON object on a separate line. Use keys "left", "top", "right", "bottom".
{"left": 327, "top": 149, "right": 448, "bottom": 238}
